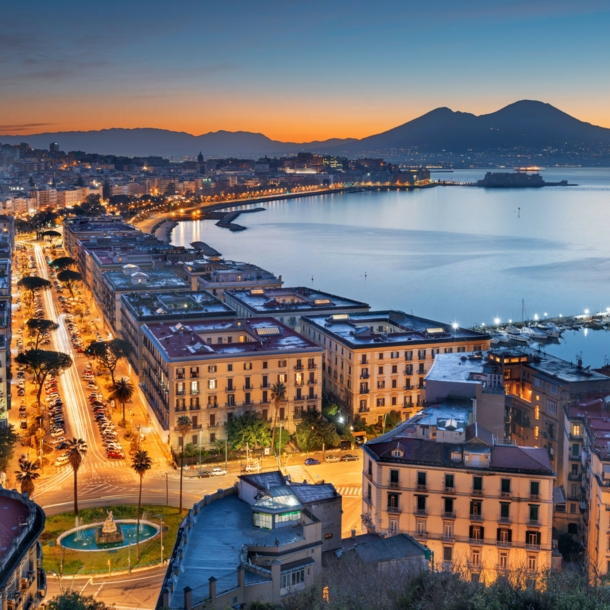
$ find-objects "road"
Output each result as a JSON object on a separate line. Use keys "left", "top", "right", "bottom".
{"left": 12, "top": 240, "right": 365, "bottom": 608}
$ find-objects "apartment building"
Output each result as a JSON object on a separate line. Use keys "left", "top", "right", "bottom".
{"left": 120, "top": 290, "right": 236, "bottom": 374}
{"left": 487, "top": 348, "right": 610, "bottom": 484}
{"left": 98, "top": 267, "right": 190, "bottom": 332}
{"left": 183, "top": 258, "right": 283, "bottom": 297}
{"left": 0, "top": 489, "right": 46, "bottom": 610}
{"left": 63, "top": 216, "right": 137, "bottom": 259}
{"left": 299, "top": 311, "right": 490, "bottom": 424}
{"left": 362, "top": 418, "right": 556, "bottom": 582}
{"left": 224, "top": 287, "right": 370, "bottom": 333}
{"left": 140, "top": 318, "right": 323, "bottom": 449}
{"left": 0, "top": 219, "right": 13, "bottom": 426}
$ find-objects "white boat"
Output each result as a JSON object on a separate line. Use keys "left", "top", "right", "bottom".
{"left": 505, "top": 326, "right": 529, "bottom": 343}
{"left": 521, "top": 326, "right": 549, "bottom": 341}
{"left": 536, "top": 322, "right": 561, "bottom": 338}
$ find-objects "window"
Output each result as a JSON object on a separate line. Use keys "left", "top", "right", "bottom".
{"left": 276, "top": 511, "right": 300, "bottom": 524}
{"left": 405, "top": 351, "right": 413, "bottom": 361}
{"left": 278, "top": 359, "right": 287, "bottom": 368}
{"left": 443, "top": 498, "right": 454, "bottom": 515}
{"left": 416, "top": 520, "right": 426, "bottom": 535}
{"left": 418, "top": 350, "right": 426, "bottom": 360}
{"left": 470, "top": 525, "right": 483, "bottom": 541}
{"left": 500, "top": 502, "right": 510, "bottom": 520}
{"left": 533, "top": 377, "right": 541, "bottom": 387}
{"left": 417, "top": 472, "right": 426, "bottom": 489}
{"left": 190, "top": 381, "right": 199, "bottom": 395}
{"left": 208, "top": 365, "right": 217, "bottom": 373}
{"left": 376, "top": 398, "right": 385, "bottom": 407}
{"left": 176, "top": 382, "right": 185, "bottom": 395}
{"left": 176, "top": 368, "right": 185, "bottom": 379}
{"left": 443, "top": 546, "right": 452, "bottom": 563}
{"left": 244, "top": 362, "right": 252, "bottom": 370}
{"left": 470, "top": 499, "right": 482, "bottom": 517}
{"left": 378, "top": 366, "right": 384, "bottom": 375}
{"left": 473, "top": 476, "right": 483, "bottom": 493}
{"left": 405, "top": 364, "right": 413, "bottom": 375}
{"left": 227, "top": 364, "right": 233, "bottom": 372}
{"left": 190, "top": 367, "right": 199, "bottom": 378}
{"left": 392, "top": 365, "right": 398, "bottom": 374}
{"left": 278, "top": 373, "right": 287, "bottom": 384}
{"left": 210, "top": 432, "right": 216, "bottom": 443}
{"left": 471, "top": 549, "right": 480, "bottom": 567}
{"left": 391, "top": 351, "right": 399, "bottom": 359}
{"left": 546, "top": 399, "right": 557, "bottom": 415}
{"left": 262, "top": 361, "right": 268, "bottom": 369}
{"left": 325, "top": 533, "right": 334, "bottom": 539}
{"left": 573, "top": 424, "right": 581, "bottom": 436}
{"left": 390, "top": 469, "right": 399, "bottom": 484}
{"left": 501, "top": 479, "right": 511, "bottom": 495}
{"left": 443, "top": 522, "right": 453, "bottom": 539}
{"left": 391, "top": 449, "right": 403, "bottom": 458}
{"left": 497, "top": 528, "right": 512, "bottom": 544}
{"left": 377, "top": 380, "right": 385, "bottom": 389}
{"left": 378, "top": 353, "right": 384, "bottom": 360}
{"left": 416, "top": 495, "right": 426, "bottom": 512}
{"left": 572, "top": 443, "right": 579, "bottom": 457}
{"left": 499, "top": 552, "right": 508, "bottom": 569}
{"left": 530, "top": 481, "right": 540, "bottom": 498}
{"left": 529, "top": 505, "right": 539, "bottom": 523}
{"left": 387, "top": 493, "right": 399, "bottom": 509}
{"left": 176, "top": 398, "right": 186, "bottom": 410}
{"left": 253, "top": 511, "right": 273, "bottom": 529}
{"left": 534, "top": 426, "right": 539, "bottom": 440}
{"left": 534, "top": 405, "right": 540, "bottom": 420}
{"left": 280, "top": 569, "right": 305, "bottom": 590}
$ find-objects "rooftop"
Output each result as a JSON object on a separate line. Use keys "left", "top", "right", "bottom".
{"left": 0, "top": 494, "right": 29, "bottom": 561}
{"left": 426, "top": 352, "right": 500, "bottom": 385}
{"left": 103, "top": 269, "right": 190, "bottom": 292}
{"left": 302, "top": 311, "right": 489, "bottom": 348}
{"left": 225, "top": 287, "right": 369, "bottom": 314}
{"left": 342, "top": 533, "right": 428, "bottom": 564}
{"left": 143, "top": 317, "right": 322, "bottom": 361}
{"left": 121, "top": 290, "right": 234, "bottom": 321}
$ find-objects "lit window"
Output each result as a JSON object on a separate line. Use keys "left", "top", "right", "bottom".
{"left": 534, "top": 426, "right": 539, "bottom": 440}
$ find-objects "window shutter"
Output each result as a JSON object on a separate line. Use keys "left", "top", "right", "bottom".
{"left": 536, "top": 532, "right": 541, "bottom": 545}
{"left": 496, "top": 528, "right": 501, "bottom": 542}
{"left": 508, "top": 529, "right": 512, "bottom": 543}
{"left": 480, "top": 527, "right": 484, "bottom": 540}
{"left": 469, "top": 500, "right": 474, "bottom": 514}
{"left": 469, "top": 525, "right": 473, "bottom": 538}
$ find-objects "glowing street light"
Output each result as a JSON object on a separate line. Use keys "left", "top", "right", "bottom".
{"left": 585, "top": 309, "right": 590, "bottom": 315}
{"left": 494, "top": 318, "right": 500, "bottom": 325}
{"left": 452, "top": 322, "right": 459, "bottom": 330}
{"left": 534, "top": 314, "right": 539, "bottom": 321}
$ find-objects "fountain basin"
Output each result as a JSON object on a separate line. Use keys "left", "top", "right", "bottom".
{"left": 58, "top": 520, "right": 160, "bottom": 551}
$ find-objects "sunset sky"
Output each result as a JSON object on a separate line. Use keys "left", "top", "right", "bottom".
{"left": 2, "top": 0, "right": 610, "bottom": 142}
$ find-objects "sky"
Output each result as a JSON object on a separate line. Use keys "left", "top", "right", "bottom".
{"left": 1, "top": 0, "right": 610, "bottom": 142}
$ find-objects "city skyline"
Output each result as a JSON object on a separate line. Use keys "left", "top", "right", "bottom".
{"left": 2, "top": 0, "right": 610, "bottom": 140}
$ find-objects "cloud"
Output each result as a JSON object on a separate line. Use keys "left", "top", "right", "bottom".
{"left": 0, "top": 123, "right": 55, "bottom": 133}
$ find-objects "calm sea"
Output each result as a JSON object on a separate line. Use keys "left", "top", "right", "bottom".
{"left": 171, "top": 168, "right": 610, "bottom": 367}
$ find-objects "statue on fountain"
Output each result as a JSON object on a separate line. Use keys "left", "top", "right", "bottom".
{"left": 95, "top": 510, "right": 124, "bottom": 545}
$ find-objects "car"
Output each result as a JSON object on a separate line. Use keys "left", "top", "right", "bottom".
{"left": 17, "top": 389, "right": 25, "bottom": 396}
{"left": 51, "top": 436, "right": 66, "bottom": 445}
{"left": 106, "top": 452, "right": 124, "bottom": 459}
{"left": 197, "top": 470, "right": 212, "bottom": 478}
{"left": 210, "top": 467, "right": 228, "bottom": 476}
{"left": 55, "top": 442, "right": 68, "bottom": 450}
{"left": 341, "top": 454, "right": 360, "bottom": 462}
{"left": 51, "top": 428, "right": 65, "bottom": 437}
{"left": 20, "top": 421, "right": 27, "bottom": 429}
{"left": 325, "top": 455, "right": 341, "bottom": 463}
{"left": 243, "top": 463, "right": 261, "bottom": 473}
{"left": 304, "top": 458, "right": 321, "bottom": 466}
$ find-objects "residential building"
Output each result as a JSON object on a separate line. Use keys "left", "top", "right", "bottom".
{"left": 140, "top": 318, "right": 323, "bottom": 449}
{"left": 0, "top": 489, "right": 46, "bottom": 610}
{"left": 183, "top": 258, "right": 283, "bottom": 298}
{"left": 362, "top": 420, "right": 556, "bottom": 582}
{"left": 224, "top": 287, "right": 370, "bottom": 333}
{"left": 98, "top": 268, "right": 190, "bottom": 332}
{"left": 299, "top": 311, "right": 490, "bottom": 424}
{"left": 119, "top": 291, "right": 236, "bottom": 374}
{"left": 0, "top": 219, "right": 13, "bottom": 426}
{"left": 62, "top": 216, "right": 137, "bottom": 259}
{"left": 157, "top": 476, "right": 337, "bottom": 609}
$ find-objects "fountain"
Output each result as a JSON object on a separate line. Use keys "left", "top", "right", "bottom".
{"left": 95, "top": 511, "right": 124, "bottom": 546}
{"left": 58, "top": 517, "right": 160, "bottom": 551}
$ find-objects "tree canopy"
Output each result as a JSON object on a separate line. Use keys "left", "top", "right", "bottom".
{"left": 51, "top": 256, "right": 77, "bottom": 270}
{"left": 86, "top": 339, "right": 133, "bottom": 385}
{"left": 57, "top": 268, "right": 83, "bottom": 297}
{"left": 46, "top": 591, "right": 110, "bottom": 610}
{"left": 18, "top": 275, "right": 51, "bottom": 292}
{"left": 225, "top": 411, "right": 271, "bottom": 450}
{"left": 26, "top": 318, "right": 59, "bottom": 349}
{"left": 15, "top": 349, "right": 73, "bottom": 408}
{"left": 0, "top": 425, "right": 18, "bottom": 471}
{"left": 295, "top": 410, "right": 340, "bottom": 452}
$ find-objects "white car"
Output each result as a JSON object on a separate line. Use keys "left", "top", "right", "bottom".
{"left": 210, "top": 467, "right": 228, "bottom": 476}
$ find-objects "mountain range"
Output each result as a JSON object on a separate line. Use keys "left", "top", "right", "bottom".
{"left": 2, "top": 101, "right": 610, "bottom": 159}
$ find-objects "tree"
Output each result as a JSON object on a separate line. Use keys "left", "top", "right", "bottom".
{"left": 41, "top": 229, "right": 61, "bottom": 242}
{"left": 15, "top": 349, "right": 73, "bottom": 410}
{"left": 15, "top": 459, "right": 40, "bottom": 496}
{"left": 175, "top": 415, "right": 192, "bottom": 513}
{"left": 164, "top": 182, "right": 176, "bottom": 196}
{"left": 86, "top": 339, "right": 133, "bottom": 385}
{"left": 295, "top": 410, "right": 340, "bottom": 452}
{"left": 225, "top": 411, "right": 271, "bottom": 450}
{"left": 382, "top": 410, "right": 402, "bottom": 432}
{"left": 65, "top": 438, "right": 87, "bottom": 516}
{"left": 0, "top": 425, "right": 18, "bottom": 471}
{"left": 57, "top": 268, "right": 83, "bottom": 298}
{"left": 51, "top": 256, "right": 77, "bottom": 271}
{"left": 131, "top": 450, "right": 152, "bottom": 560}
{"left": 46, "top": 591, "right": 110, "bottom": 610}
{"left": 17, "top": 276, "right": 51, "bottom": 313}
{"left": 26, "top": 318, "right": 59, "bottom": 349}
{"left": 110, "top": 377, "right": 135, "bottom": 425}
{"left": 76, "top": 176, "right": 85, "bottom": 187}
{"left": 270, "top": 382, "right": 286, "bottom": 449}
{"left": 29, "top": 176, "right": 35, "bottom": 187}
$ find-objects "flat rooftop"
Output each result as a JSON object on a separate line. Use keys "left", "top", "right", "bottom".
{"left": 168, "top": 494, "right": 305, "bottom": 606}
{"left": 121, "top": 290, "right": 234, "bottom": 320}
{"left": 103, "top": 269, "right": 190, "bottom": 292}
{"left": 143, "top": 317, "right": 322, "bottom": 361}
{"left": 0, "top": 494, "right": 30, "bottom": 560}
{"left": 489, "top": 347, "right": 610, "bottom": 384}
{"left": 225, "top": 287, "right": 369, "bottom": 314}
{"left": 302, "top": 311, "right": 489, "bottom": 348}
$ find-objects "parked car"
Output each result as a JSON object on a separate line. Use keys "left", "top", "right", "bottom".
{"left": 197, "top": 470, "right": 212, "bottom": 478}
{"left": 304, "top": 458, "right": 320, "bottom": 466}
{"left": 210, "top": 467, "right": 228, "bottom": 476}
{"left": 325, "top": 455, "right": 340, "bottom": 463}
{"left": 243, "top": 462, "right": 261, "bottom": 473}
{"left": 341, "top": 454, "right": 360, "bottom": 462}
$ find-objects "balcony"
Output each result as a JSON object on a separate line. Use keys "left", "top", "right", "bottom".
{"left": 525, "top": 544, "right": 541, "bottom": 551}
{"left": 442, "top": 512, "right": 456, "bottom": 519}
{"left": 359, "top": 373, "right": 370, "bottom": 380}
{"left": 242, "top": 385, "right": 253, "bottom": 391}
{"left": 500, "top": 491, "right": 511, "bottom": 498}
{"left": 389, "top": 481, "right": 400, "bottom": 489}
{"left": 364, "top": 471, "right": 373, "bottom": 482}
{"left": 568, "top": 473, "right": 581, "bottom": 481}
{"left": 527, "top": 520, "right": 541, "bottom": 527}
{"left": 472, "top": 489, "right": 484, "bottom": 496}
{"left": 414, "top": 532, "right": 428, "bottom": 540}
{"left": 387, "top": 506, "right": 400, "bottom": 514}
{"left": 414, "top": 509, "right": 427, "bottom": 516}
{"left": 442, "top": 536, "right": 455, "bottom": 543}
{"left": 191, "top": 389, "right": 200, "bottom": 395}
{"left": 191, "top": 424, "right": 202, "bottom": 430}
{"left": 294, "top": 364, "right": 304, "bottom": 370}
{"left": 225, "top": 402, "right": 236, "bottom": 408}
{"left": 189, "top": 405, "right": 201, "bottom": 411}
{"left": 529, "top": 494, "right": 540, "bottom": 501}
{"left": 469, "top": 538, "right": 484, "bottom": 545}
{"left": 363, "top": 496, "right": 372, "bottom": 505}
{"left": 225, "top": 386, "right": 235, "bottom": 392}
{"left": 360, "top": 388, "right": 370, "bottom": 395}
{"left": 308, "top": 363, "right": 317, "bottom": 370}
{"left": 293, "top": 395, "right": 305, "bottom": 402}
{"left": 208, "top": 423, "right": 219, "bottom": 429}
{"left": 260, "top": 383, "right": 270, "bottom": 389}
{"left": 444, "top": 486, "right": 455, "bottom": 494}
{"left": 307, "top": 379, "right": 317, "bottom": 385}
{"left": 496, "top": 540, "right": 512, "bottom": 548}
{"left": 207, "top": 403, "right": 218, "bottom": 409}
{"left": 499, "top": 516, "right": 511, "bottom": 524}
{"left": 469, "top": 513, "right": 484, "bottom": 521}
{"left": 359, "top": 407, "right": 370, "bottom": 413}
{"left": 417, "top": 484, "right": 427, "bottom": 491}
{"left": 308, "top": 394, "right": 318, "bottom": 400}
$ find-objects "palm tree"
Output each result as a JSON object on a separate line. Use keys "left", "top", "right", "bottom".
{"left": 110, "top": 377, "right": 135, "bottom": 425}
{"left": 15, "top": 460, "right": 40, "bottom": 496}
{"left": 175, "top": 415, "right": 192, "bottom": 513}
{"left": 131, "top": 450, "right": 152, "bottom": 561}
{"left": 65, "top": 438, "right": 87, "bottom": 516}
{"left": 270, "top": 382, "right": 287, "bottom": 449}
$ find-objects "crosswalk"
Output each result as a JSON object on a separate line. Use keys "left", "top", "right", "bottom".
{"left": 335, "top": 486, "right": 362, "bottom": 498}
